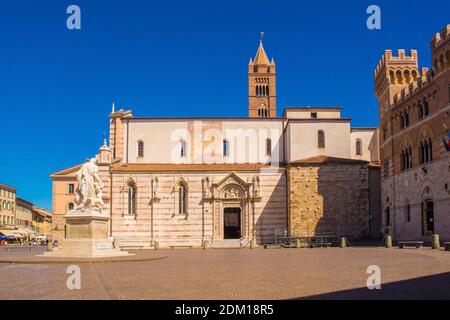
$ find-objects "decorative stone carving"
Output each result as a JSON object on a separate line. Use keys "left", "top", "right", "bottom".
{"left": 152, "top": 177, "right": 160, "bottom": 200}
{"left": 253, "top": 176, "right": 261, "bottom": 197}
{"left": 74, "top": 158, "right": 104, "bottom": 212}
{"left": 203, "top": 176, "right": 211, "bottom": 198}
{"left": 223, "top": 187, "right": 242, "bottom": 199}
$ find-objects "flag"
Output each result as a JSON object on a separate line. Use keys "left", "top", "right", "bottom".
{"left": 443, "top": 123, "right": 450, "bottom": 152}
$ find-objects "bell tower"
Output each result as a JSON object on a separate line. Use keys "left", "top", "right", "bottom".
{"left": 248, "top": 34, "right": 276, "bottom": 118}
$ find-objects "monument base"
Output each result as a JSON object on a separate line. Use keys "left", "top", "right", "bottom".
{"left": 41, "top": 210, "right": 133, "bottom": 258}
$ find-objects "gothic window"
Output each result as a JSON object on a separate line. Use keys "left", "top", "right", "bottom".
{"left": 178, "top": 184, "right": 187, "bottom": 215}
{"left": 428, "top": 138, "right": 433, "bottom": 161}
{"left": 401, "top": 147, "right": 412, "bottom": 171}
{"left": 356, "top": 139, "right": 362, "bottom": 155}
{"left": 266, "top": 138, "right": 272, "bottom": 156}
{"left": 422, "top": 98, "right": 429, "bottom": 117}
{"left": 405, "top": 201, "right": 411, "bottom": 223}
{"left": 383, "top": 159, "right": 389, "bottom": 177}
{"left": 180, "top": 140, "right": 187, "bottom": 157}
{"left": 418, "top": 100, "right": 424, "bottom": 119}
{"left": 419, "top": 138, "right": 433, "bottom": 164}
{"left": 127, "top": 182, "right": 137, "bottom": 215}
{"left": 419, "top": 141, "right": 424, "bottom": 164}
{"left": 138, "top": 141, "right": 144, "bottom": 157}
{"left": 223, "top": 139, "right": 229, "bottom": 157}
{"left": 318, "top": 130, "right": 325, "bottom": 148}
{"left": 68, "top": 203, "right": 74, "bottom": 210}
{"left": 382, "top": 126, "right": 388, "bottom": 141}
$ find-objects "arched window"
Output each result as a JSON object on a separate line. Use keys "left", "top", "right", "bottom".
{"left": 423, "top": 98, "right": 429, "bottom": 117}
{"left": 127, "top": 182, "right": 137, "bottom": 215}
{"left": 223, "top": 139, "right": 229, "bottom": 157}
{"left": 180, "top": 140, "right": 187, "bottom": 157}
{"left": 428, "top": 138, "right": 433, "bottom": 162}
{"left": 356, "top": 139, "right": 362, "bottom": 155}
{"left": 318, "top": 130, "right": 325, "bottom": 148}
{"left": 395, "top": 70, "right": 403, "bottom": 84}
{"left": 68, "top": 203, "right": 74, "bottom": 211}
{"left": 178, "top": 184, "right": 187, "bottom": 215}
{"left": 405, "top": 201, "right": 411, "bottom": 223}
{"left": 137, "top": 141, "right": 144, "bottom": 157}
{"left": 266, "top": 138, "right": 272, "bottom": 156}
{"left": 258, "top": 106, "right": 268, "bottom": 118}
{"left": 418, "top": 100, "right": 424, "bottom": 119}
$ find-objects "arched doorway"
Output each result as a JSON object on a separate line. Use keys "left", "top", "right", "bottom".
{"left": 224, "top": 207, "right": 241, "bottom": 239}
{"left": 385, "top": 207, "right": 391, "bottom": 235}
{"left": 422, "top": 198, "right": 434, "bottom": 236}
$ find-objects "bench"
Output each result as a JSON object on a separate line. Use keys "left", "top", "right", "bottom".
{"left": 264, "top": 244, "right": 282, "bottom": 249}
{"left": 309, "top": 242, "right": 332, "bottom": 248}
{"left": 398, "top": 241, "right": 424, "bottom": 249}
{"left": 444, "top": 242, "right": 450, "bottom": 251}
{"left": 4, "top": 246, "right": 36, "bottom": 252}
{"left": 169, "top": 245, "right": 193, "bottom": 250}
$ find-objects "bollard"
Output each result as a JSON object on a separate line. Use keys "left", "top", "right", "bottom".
{"left": 340, "top": 237, "right": 347, "bottom": 248}
{"left": 154, "top": 241, "right": 159, "bottom": 250}
{"left": 47, "top": 241, "right": 53, "bottom": 252}
{"left": 249, "top": 240, "right": 254, "bottom": 249}
{"left": 385, "top": 235, "right": 392, "bottom": 248}
{"left": 432, "top": 234, "right": 440, "bottom": 249}
{"left": 295, "top": 238, "right": 300, "bottom": 248}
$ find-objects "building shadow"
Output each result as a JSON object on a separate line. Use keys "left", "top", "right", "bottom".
{"left": 295, "top": 272, "right": 450, "bottom": 300}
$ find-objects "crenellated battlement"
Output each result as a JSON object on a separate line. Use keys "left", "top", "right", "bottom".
{"left": 431, "top": 24, "right": 450, "bottom": 50}
{"left": 374, "top": 49, "right": 418, "bottom": 80}
{"left": 391, "top": 67, "right": 431, "bottom": 106}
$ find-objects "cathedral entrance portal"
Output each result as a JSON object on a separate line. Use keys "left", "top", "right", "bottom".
{"left": 223, "top": 207, "right": 241, "bottom": 239}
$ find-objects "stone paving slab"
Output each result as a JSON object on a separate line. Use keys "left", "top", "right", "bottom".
{"left": 1, "top": 247, "right": 450, "bottom": 299}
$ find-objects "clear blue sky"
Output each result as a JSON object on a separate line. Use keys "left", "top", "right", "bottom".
{"left": 0, "top": 0, "right": 448, "bottom": 210}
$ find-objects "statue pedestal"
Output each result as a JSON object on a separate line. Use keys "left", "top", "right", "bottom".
{"left": 42, "top": 210, "right": 132, "bottom": 258}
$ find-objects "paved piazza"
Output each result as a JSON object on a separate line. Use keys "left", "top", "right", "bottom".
{"left": 1, "top": 247, "right": 450, "bottom": 299}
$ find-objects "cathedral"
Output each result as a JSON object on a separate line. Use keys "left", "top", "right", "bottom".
{"left": 50, "top": 40, "right": 381, "bottom": 248}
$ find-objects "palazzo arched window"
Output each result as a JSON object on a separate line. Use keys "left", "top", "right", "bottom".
{"left": 318, "top": 130, "right": 325, "bottom": 148}
{"left": 137, "top": 141, "right": 144, "bottom": 157}
{"left": 356, "top": 139, "right": 362, "bottom": 155}
{"left": 180, "top": 140, "right": 187, "bottom": 158}
{"left": 223, "top": 139, "right": 229, "bottom": 157}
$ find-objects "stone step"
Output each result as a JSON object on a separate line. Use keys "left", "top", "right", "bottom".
{"left": 211, "top": 239, "right": 242, "bottom": 249}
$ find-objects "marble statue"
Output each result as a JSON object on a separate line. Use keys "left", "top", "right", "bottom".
{"left": 75, "top": 158, "right": 105, "bottom": 211}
